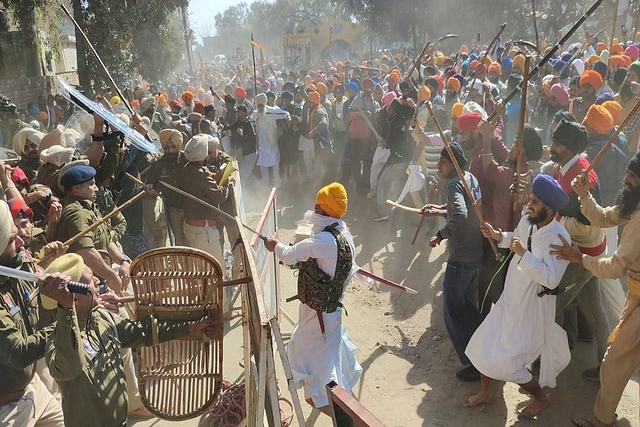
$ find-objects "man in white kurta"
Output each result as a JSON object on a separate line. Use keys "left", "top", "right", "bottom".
{"left": 264, "top": 182, "right": 362, "bottom": 413}
{"left": 252, "top": 93, "right": 290, "bottom": 188}
{"left": 464, "top": 174, "right": 572, "bottom": 419}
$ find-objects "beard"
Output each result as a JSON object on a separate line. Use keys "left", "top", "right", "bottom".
{"left": 164, "top": 152, "right": 179, "bottom": 162}
{"left": 528, "top": 205, "right": 551, "bottom": 225}
{"left": 615, "top": 184, "right": 640, "bottom": 217}
{"left": 0, "top": 250, "right": 24, "bottom": 268}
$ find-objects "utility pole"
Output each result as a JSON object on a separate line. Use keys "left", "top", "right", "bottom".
{"left": 182, "top": 5, "right": 194, "bottom": 75}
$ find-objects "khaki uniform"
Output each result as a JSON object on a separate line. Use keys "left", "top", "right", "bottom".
{"left": 37, "top": 163, "right": 63, "bottom": 199}
{"left": 0, "top": 270, "right": 63, "bottom": 426}
{"left": 579, "top": 194, "right": 640, "bottom": 425}
{"left": 208, "top": 152, "right": 237, "bottom": 248}
{"left": 180, "top": 162, "right": 229, "bottom": 263}
{"left": 46, "top": 306, "right": 189, "bottom": 427}
{"left": 145, "top": 153, "right": 188, "bottom": 246}
{"left": 56, "top": 196, "right": 112, "bottom": 264}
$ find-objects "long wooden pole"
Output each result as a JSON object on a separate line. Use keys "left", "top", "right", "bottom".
{"left": 531, "top": 0, "right": 540, "bottom": 52}
{"left": 250, "top": 33, "right": 258, "bottom": 95}
{"left": 513, "top": 56, "right": 531, "bottom": 212}
{"left": 585, "top": 97, "right": 640, "bottom": 175}
{"left": 634, "top": 3, "right": 640, "bottom": 43}
{"left": 59, "top": 4, "right": 134, "bottom": 116}
{"left": 424, "top": 102, "right": 502, "bottom": 260}
{"left": 487, "top": 0, "right": 606, "bottom": 122}
{"left": 610, "top": 0, "right": 620, "bottom": 50}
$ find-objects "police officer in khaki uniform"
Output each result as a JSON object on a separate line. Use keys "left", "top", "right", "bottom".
{"left": 180, "top": 134, "right": 229, "bottom": 263}
{"left": 0, "top": 200, "right": 65, "bottom": 427}
{"left": 144, "top": 129, "right": 187, "bottom": 247}
{"left": 42, "top": 254, "right": 216, "bottom": 427}
{"left": 55, "top": 165, "right": 129, "bottom": 294}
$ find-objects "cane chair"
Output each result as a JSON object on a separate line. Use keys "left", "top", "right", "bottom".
{"left": 129, "top": 247, "right": 224, "bottom": 420}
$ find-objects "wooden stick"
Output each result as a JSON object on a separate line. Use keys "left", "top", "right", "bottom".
{"left": 424, "top": 102, "right": 502, "bottom": 260}
{"left": 59, "top": 4, "right": 134, "bottom": 116}
{"left": 531, "top": 0, "right": 540, "bottom": 52}
{"left": 405, "top": 42, "right": 431, "bottom": 81}
{"left": 411, "top": 215, "right": 425, "bottom": 246}
{"left": 585, "top": 96, "right": 640, "bottom": 175}
{"left": 513, "top": 56, "right": 531, "bottom": 212}
{"left": 610, "top": 0, "right": 620, "bottom": 50}
{"left": 386, "top": 200, "right": 422, "bottom": 213}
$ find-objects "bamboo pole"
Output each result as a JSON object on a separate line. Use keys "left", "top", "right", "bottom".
{"left": 513, "top": 56, "right": 531, "bottom": 212}
{"left": 424, "top": 102, "right": 502, "bottom": 260}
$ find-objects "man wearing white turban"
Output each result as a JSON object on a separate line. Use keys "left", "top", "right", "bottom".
{"left": 12, "top": 127, "right": 45, "bottom": 185}
{"left": 0, "top": 200, "right": 65, "bottom": 426}
{"left": 180, "top": 135, "right": 230, "bottom": 264}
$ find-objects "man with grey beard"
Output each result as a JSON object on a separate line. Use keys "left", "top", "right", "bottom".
{"left": 551, "top": 152, "right": 640, "bottom": 427}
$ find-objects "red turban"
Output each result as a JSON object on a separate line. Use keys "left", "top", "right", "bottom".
{"left": 235, "top": 86, "right": 247, "bottom": 98}
{"left": 457, "top": 112, "right": 483, "bottom": 133}
{"left": 194, "top": 100, "right": 205, "bottom": 114}
{"left": 307, "top": 91, "right": 321, "bottom": 105}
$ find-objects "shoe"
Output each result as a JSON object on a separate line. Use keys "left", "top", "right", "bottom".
{"left": 373, "top": 215, "right": 389, "bottom": 222}
{"left": 456, "top": 365, "right": 480, "bottom": 382}
{"left": 582, "top": 365, "right": 600, "bottom": 382}
{"left": 366, "top": 190, "right": 376, "bottom": 199}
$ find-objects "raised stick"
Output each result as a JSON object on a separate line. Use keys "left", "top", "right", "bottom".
{"left": 424, "top": 102, "right": 502, "bottom": 259}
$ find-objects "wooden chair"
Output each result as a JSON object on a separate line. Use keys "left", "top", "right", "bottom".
{"left": 129, "top": 247, "right": 224, "bottom": 420}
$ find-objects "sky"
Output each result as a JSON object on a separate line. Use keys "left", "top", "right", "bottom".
{"left": 188, "top": 0, "right": 257, "bottom": 40}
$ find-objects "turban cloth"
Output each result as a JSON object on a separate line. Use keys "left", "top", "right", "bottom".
{"left": 418, "top": 86, "right": 431, "bottom": 103}
{"left": 316, "top": 82, "right": 328, "bottom": 96}
{"left": 549, "top": 83, "right": 570, "bottom": 107}
{"left": 387, "top": 73, "right": 399, "bottom": 84}
{"left": 627, "top": 152, "right": 640, "bottom": 177}
{"left": 13, "top": 127, "right": 45, "bottom": 155}
{"left": 141, "top": 97, "right": 155, "bottom": 112}
{"left": 307, "top": 91, "right": 321, "bottom": 105}
{"left": 596, "top": 42, "right": 607, "bottom": 54}
{"left": 130, "top": 100, "right": 140, "bottom": 109}
{"left": 630, "top": 61, "right": 640, "bottom": 79}
{"left": 572, "top": 59, "right": 585, "bottom": 76}
{"left": 625, "top": 44, "right": 640, "bottom": 61}
{"left": 532, "top": 174, "right": 569, "bottom": 211}
{"left": 583, "top": 104, "right": 614, "bottom": 135}
{"left": 612, "top": 44, "right": 625, "bottom": 55}
{"left": 512, "top": 55, "right": 525, "bottom": 70}
{"left": 193, "top": 100, "right": 205, "bottom": 114}
{"left": 170, "top": 100, "right": 182, "bottom": 109}
{"left": 587, "top": 55, "right": 603, "bottom": 65}
{"left": 254, "top": 93, "right": 267, "bottom": 105}
{"left": 451, "top": 102, "right": 464, "bottom": 118}
{"left": 110, "top": 96, "right": 121, "bottom": 105}
{"left": 181, "top": 91, "right": 195, "bottom": 101}
{"left": 184, "top": 134, "right": 209, "bottom": 162}
{"left": 488, "top": 62, "right": 501, "bottom": 75}
{"left": 10, "top": 167, "right": 29, "bottom": 187}
{"left": 316, "top": 182, "right": 348, "bottom": 218}
{"left": 234, "top": 86, "right": 247, "bottom": 98}
{"left": 0, "top": 202, "right": 13, "bottom": 261}
{"left": 42, "top": 253, "right": 84, "bottom": 309}
{"left": 362, "top": 78, "right": 374, "bottom": 89}
{"left": 40, "top": 145, "right": 74, "bottom": 167}
{"left": 609, "top": 55, "right": 626, "bottom": 68}
{"left": 592, "top": 61, "right": 608, "bottom": 79}
{"left": 579, "top": 70, "right": 603, "bottom": 89}
{"left": 457, "top": 112, "right": 483, "bottom": 133}
{"left": 447, "top": 77, "right": 461, "bottom": 93}
{"left": 602, "top": 101, "right": 623, "bottom": 126}
{"left": 159, "top": 129, "right": 183, "bottom": 150}
{"left": 37, "top": 112, "right": 48, "bottom": 121}
{"left": 382, "top": 91, "right": 396, "bottom": 107}
{"left": 440, "top": 141, "right": 468, "bottom": 169}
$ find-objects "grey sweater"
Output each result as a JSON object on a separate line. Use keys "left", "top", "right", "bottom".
{"left": 439, "top": 171, "right": 483, "bottom": 266}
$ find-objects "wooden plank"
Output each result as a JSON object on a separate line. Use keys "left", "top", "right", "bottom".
{"left": 326, "top": 381, "right": 385, "bottom": 427}
{"left": 271, "top": 318, "right": 306, "bottom": 427}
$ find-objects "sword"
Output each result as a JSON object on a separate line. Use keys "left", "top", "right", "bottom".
{"left": 355, "top": 106, "right": 383, "bottom": 141}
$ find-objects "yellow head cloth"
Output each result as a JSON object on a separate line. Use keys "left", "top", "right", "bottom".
{"left": 316, "top": 182, "right": 348, "bottom": 219}
{"left": 42, "top": 253, "right": 84, "bottom": 310}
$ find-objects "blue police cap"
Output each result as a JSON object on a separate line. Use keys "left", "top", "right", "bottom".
{"left": 60, "top": 165, "right": 96, "bottom": 189}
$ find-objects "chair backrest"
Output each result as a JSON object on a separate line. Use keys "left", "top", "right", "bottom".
{"left": 130, "top": 246, "right": 224, "bottom": 420}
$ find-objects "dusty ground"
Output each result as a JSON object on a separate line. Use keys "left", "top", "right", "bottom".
{"left": 132, "top": 181, "right": 639, "bottom": 427}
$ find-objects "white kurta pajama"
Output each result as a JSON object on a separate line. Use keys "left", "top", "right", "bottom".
{"left": 465, "top": 215, "right": 572, "bottom": 388}
{"left": 274, "top": 211, "right": 362, "bottom": 407}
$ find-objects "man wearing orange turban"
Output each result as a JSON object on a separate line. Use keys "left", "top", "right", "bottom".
{"left": 234, "top": 86, "right": 254, "bottom": 115}
{"left": 582, "top": 104, "right": 629, "bottom": 206}
{"left": 573, "top": 70, "right": 603, "bottom": 122}
{"left": 262, "top": 182, "right": 361, "bottom": 413}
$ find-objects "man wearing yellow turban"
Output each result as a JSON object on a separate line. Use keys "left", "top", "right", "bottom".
{"left": 263, "top": 182, "right": 362, "bottom": 415}
{"left": 0, "top": 200, "right": 65, "bottom": 426}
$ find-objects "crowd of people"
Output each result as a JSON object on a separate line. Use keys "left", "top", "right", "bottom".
{"left": 1, "top": 27, "right": 640, "bottom": 427}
